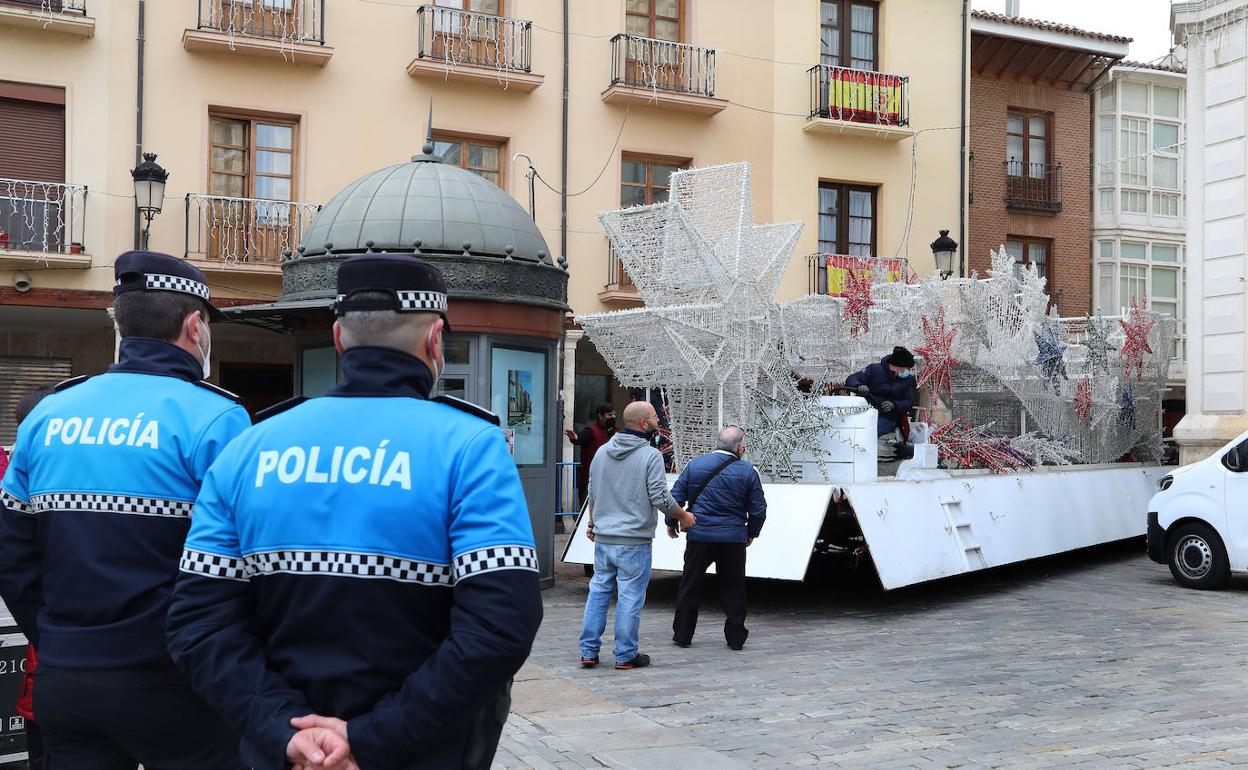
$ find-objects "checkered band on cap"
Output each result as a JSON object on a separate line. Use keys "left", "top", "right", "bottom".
{"left": 180, "top": 549, "right": 249, "bottom": 582}
{"left": 333, "top": 291, "right": 448, "bottom": 313}
{"left": 453, "top": 545, "right": 539, "bottom": 582}
{"left": 0, "top": 489, "right": 32, "bottom": 515}
{"left": 244, "top": 549, "right": 454, "bottom": 586}
{"left": 30, "top": 492, "right": 194, "bottom": 519}
{"left": 143, "top": 273, "right": 211, "bottom": 301}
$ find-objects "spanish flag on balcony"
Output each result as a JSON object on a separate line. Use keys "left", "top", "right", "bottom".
{"left": 826, "top": 70, "right": 902, "bottom": 126}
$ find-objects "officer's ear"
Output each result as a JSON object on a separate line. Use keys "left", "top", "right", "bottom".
{"left": 426, "top": 317, "right": 445, "bottom": 361}
{"left": 332, "top": 320, "right": 346, "bottom": 355}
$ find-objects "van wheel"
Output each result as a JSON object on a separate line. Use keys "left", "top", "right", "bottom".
{"left": 1168, "top": 523, "right": 1230, "bottom": 590}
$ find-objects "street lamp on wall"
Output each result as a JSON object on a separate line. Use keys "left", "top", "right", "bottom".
{"left": 930, "top": 229, "right": 958, "bottom": 279}
{"left": 131, "top": 152, "right": 169, "bottom": 250}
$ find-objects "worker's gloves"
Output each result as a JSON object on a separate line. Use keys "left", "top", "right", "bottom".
{"left": 880, "top": 401, "right": 895, "bottom": 413}
{"left": 856, "top": 385, "right": 871, "bottom": 396}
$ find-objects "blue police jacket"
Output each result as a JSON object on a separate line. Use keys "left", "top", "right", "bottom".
{"left": 0, "top": 337, "right": 250, "bottom": 668}
{"left": 166, "top": 346, "right": 544, "bottom": 770}
{"left": 665, "top": 451, "right": 767, "bottom": 544}
{"left": 845, "top": 356, "right": 916, "bottom": 435}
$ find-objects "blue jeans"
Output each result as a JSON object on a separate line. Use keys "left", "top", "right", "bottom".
{"left": 579, "top": 542, "right": 653, "bottom": 661}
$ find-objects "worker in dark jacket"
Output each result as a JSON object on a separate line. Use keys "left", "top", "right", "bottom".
{"left": 665, "top": 426, "right": 767, "bottom": 650}
{"left": 0, "top": 251, "right": 249, "bottom": 770}
{"left": 167, "top": 253, "right": 543, "bottom": 770}
{"left": 845, "top": 346, "right": 917, "bottom": 436}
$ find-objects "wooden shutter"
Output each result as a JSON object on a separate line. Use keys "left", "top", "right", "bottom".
{"left": 0, "top": 97, "right": 66, "bottom": 183}
{"left": 0, "top": 356, "right": 72, "bottom": 446}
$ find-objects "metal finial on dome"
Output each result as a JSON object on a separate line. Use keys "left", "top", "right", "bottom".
{"left": 282, "top": 247, "right": 292, "bottom": 261}
{"left": 324, "top": 242, "right": 334, "bottom": 255}
{"left": 413, "top": 239, "right": 423, "bottom": 256}
{"left": 412, "top": 100, "right": 441, "bottom": 162}
{"left": 537, "top": 249, "right": 549, "bottom": 265}
{"left": 504, "top": 245, "right": 514, "bottom": 260}
{"left": 558, "top": 255, "right": 568, "bottom": 270}
{"left": 365, "top": 240, "right": 376, "bottom": 253}
{"left": 462, "top": 242, "right": 473, "bottom": 256}
{"left": 296, "top": 245, "right": 306, "bottom": 256}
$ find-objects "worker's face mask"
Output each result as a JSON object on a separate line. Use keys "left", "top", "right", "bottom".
{"left": 196, "top": 315, "right": 212, "bottom": 380}
{"left": 898, "top": 370, "right": 912, "bottom": 379}
{"left": 602, "top": 416, "right": 617, "bottom": 431}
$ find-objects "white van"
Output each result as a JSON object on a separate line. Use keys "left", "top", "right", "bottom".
{"left": 1147, "top": 430, "right": 1248, "bottom": 589}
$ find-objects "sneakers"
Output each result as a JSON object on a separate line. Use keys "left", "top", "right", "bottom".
{"left": 615, "top": 653, "right": 651, "bottom": 670}
{"left": 580, "top": 655, "right": 599, "bottom": 668}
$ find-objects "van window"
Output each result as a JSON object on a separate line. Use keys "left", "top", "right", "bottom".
{"left": 1223, "top": 440, "right": 1248, "bottom": 473}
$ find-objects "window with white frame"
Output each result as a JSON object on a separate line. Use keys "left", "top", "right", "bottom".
{"left": 1120, "top": 117, "right": 1148, "bottom": 187}
{"left": 1120, "top": 81, "right": 1149, "bottom": 113}
{"left": 1154, "top": 85, "right": 1181, "bottom": 118}
{"left": 1096, "top": 241, "right": 1115, "bottom": 313}
{"left": 1101, "top": 240, "right": 1183, "bottom": 319}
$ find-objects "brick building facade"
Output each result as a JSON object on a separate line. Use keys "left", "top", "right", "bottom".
{"left": 967, "top": 11, "right": 1129, "bottom": 316}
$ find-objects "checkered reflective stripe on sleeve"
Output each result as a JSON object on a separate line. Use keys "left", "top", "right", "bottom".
{"left": 0, "top": 488, "right": 32, "bottom": 515}
{"left": 30, "top": 492, "right": 194, "bottom": 519}
{"left": 244, "top": 550, "right": 454, "bottom": 586}
{"left": 180, "top": 549, "right": 249, "bottom": 582}
{"left": 453, "top": 545, "right": 539, "bottom": 582}
{"left": 144, "top": 273, "right": 211, "bottom": 301}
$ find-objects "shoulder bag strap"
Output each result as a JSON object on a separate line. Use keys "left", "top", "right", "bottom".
{"left": 686, "top": 455, "right": 737, "bottom": 512}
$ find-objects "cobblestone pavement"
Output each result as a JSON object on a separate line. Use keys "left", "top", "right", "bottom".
{"left": 494, "top": 537, "right": 1248, "bottom": 769}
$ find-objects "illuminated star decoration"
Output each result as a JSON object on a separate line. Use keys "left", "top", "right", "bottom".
{"left": 1119, "top": 384, "right": 1137, "bottom": 430}
{"left": 930, "top": 418, "right": 1031, "bottom": 474}
{"left": 1074, "top": 378, "right": 1093, "bottom": 422}
{"left": 1033, "top": 320, "right": 1068, "bottom": 393}
{"left": 1119, "top": 297, "right": 1156, "bottom": 380}
{"left": 1082, "top": 315, "right": 1115, "bottom": 376}
{"left": 842, "top": 268, "right": 874, "bottom": 337}
{"left": 914, "top": 308, "right": 961, "bottom": 401}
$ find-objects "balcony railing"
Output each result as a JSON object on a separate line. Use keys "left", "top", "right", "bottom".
{"left": 0, "top": 0, "right": 86, "bottom": 14}
{"left": 1005, "top": 161, "right": 1062, "bottom": 213}
{"left": 0, "top": 178, "right": 87, "bottom": 254}
{"left": 808, "top": 254, "right": 916, "bottom": 296}
{"left": 415, "top": 4, "right": 532, "bottom": 73}
{"left": 610, "top": 34, "right": 715, "bottom": 98}
{"left": 808, "top": 65, "right": 909, "bottom": 127}
{"left": 185, "top": 193, "right": 320, "bottom": 265}
{"left": 606, "top": 241, "right": 636, "bottom": 291}
{"left": 197, "top": 0, "right": 324, "bottom": 44}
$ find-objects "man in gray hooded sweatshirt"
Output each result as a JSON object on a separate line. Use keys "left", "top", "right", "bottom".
{"left": 579, "top": 401, "right": 694, "bottom": 670}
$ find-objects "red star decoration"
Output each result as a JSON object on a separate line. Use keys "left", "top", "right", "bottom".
{"left": 1074, "top": 378, "right": 1093, "bottom": 422}
{"left": 1118, "top": 297, "right": 1156, "bottom": 380}
{"left": 930, "top": 418, "right": 1030, "bottom": 474}
{"left": 842, "top": 269, "right": 874, "bottom": 337}
{"left": 914, "top": 308, "right": 961, "bottom": 401}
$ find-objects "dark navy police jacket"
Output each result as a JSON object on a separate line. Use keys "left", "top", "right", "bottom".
{"left": 665, "top": 451, "right": 767, "bottom": 544}
{"left": 845, "top": 356, "right": 917, "bottom": 436}
{"left": 0, "top": 338, "right": 250, "bottom": 668}
{"left": 167, "top": 346, "right": 544, "bottom": 770}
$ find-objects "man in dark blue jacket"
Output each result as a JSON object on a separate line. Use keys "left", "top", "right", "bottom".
{"left": 666, "top": 426, "right": 766, "bottom": 650}
{"left": 845, "top": 346, "right": 917, "bottom": 436}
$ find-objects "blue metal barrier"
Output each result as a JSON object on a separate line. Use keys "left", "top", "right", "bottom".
{"left": 555, "top": 461, "right": 580, "bottom": 518}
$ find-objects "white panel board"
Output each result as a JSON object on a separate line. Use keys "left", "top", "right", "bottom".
{"left": 562, "top": 475, "right": 833, "bottom": 581}
{"left": 845, "top": 465, "right": 1169, "bottom": 590}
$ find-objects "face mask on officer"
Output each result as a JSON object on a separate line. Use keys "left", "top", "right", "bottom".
{"left": 426, "top": 323, "right": 445, "bottom": 384}
{"left": 196, "top": 313, "right": 212, "bottom": 379}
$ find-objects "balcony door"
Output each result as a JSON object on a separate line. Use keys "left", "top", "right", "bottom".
{"left": 210, "top": 0, "right": 300, "bottom": 39}
{"left": 624, "top": 0, "right": 686, "bottom": 91}
{"left": 208, "top": 115, "right": 297, "bottom": 263}
{"left": 429, "top": 0, "right": 504, "bottom": 67}
{"left": 0, "top": 84, "right": 68, "bottom": 253}
{"left": 820, "top": 0, "right": 878, "bottom": 71}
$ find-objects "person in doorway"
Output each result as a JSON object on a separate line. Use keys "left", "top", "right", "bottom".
{"left": 667, "top": 426, "right": 767, "bottom": 651}
{"left": 565, "top": 403, "right": 616, "bottom": 508}
{"left": 579, "top": 401, "right": 694, "bottom": 670}
{"left": 0, "top": 251, "right": 249, "bottom": 770}
{"left": 845, "top": 346, "right": 917, "bottom": 437}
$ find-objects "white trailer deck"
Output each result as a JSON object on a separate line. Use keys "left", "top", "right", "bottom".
{"left": 562, "top": 463, "right": 1169, "bottom": 590}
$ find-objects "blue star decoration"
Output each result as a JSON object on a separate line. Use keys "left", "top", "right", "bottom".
{"left": 1119, "top": 384, "right": 1137, "bottom": 430}
{"left": 1033, "top": 321, "right": 1068, "bottom": 393}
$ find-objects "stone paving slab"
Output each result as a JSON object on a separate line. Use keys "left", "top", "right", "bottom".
{"left": 495, "top": 540, "right": 1248, "bottom": 769}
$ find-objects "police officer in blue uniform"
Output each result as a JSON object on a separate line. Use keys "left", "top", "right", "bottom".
{"left": 0, "top": 251, "right": 249, "bottom": 769}
{"left": 167, "top": 252, "right": 544, "bottom": 770}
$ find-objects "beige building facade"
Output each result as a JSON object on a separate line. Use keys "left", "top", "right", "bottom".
{"left": 0, "top": 0, "right": 964, "bottom": 440}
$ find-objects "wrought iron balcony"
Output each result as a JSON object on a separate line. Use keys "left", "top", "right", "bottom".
{"left": 196, "top": 0, "right": 324, "bottom": 44}
{"left": 0, "top": 0, "right": 86, "bottom": 14}
{"left": 808, "top": 65, "right": 909, "bottom": 127}
{"left": 807, "top": 253, "right": 916, "bottom": 296}
{"left": 415, "top": 4, "right": 532, "bottom": 73}
{"left": 185, "top": 193, "right": 320, "bottom": 266}
{"left": 0, "top": 178, "right": 87, "bottom": 254}
{"left": 599, "top": 240, "right": 642, "bottom": 304}
{"left": 610, "top": 34, "right": 716, "bottom": 98}
{"left": 1004, "top": 161, "right": 1062, "bottom": 213}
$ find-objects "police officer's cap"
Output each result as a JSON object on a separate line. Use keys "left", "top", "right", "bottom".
{"left": 334, "top": 253, "right": 451, "bottom": 330}
{"left": 113, "top": 250, "right": 227, "bottom": 322}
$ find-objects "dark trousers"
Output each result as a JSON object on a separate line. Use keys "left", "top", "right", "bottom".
{"left": 34, "top": 663, "right": 245, "bottom": 770}
{"left": 672, "top": 540, "right": 748, "bottom": 648}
